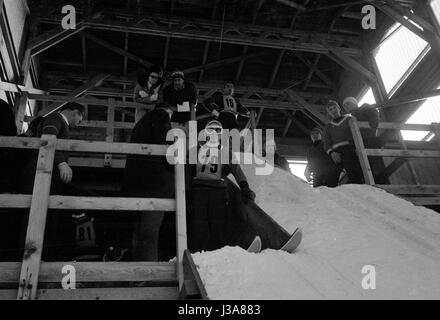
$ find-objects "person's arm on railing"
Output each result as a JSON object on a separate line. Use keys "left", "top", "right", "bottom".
{"left": 41, "top": 117, "right": 72, "bottom": 183}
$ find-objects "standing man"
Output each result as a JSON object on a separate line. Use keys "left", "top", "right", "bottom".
{"left": 163, "top": 70, "right": 198, "bottom": 127}
{"left": 305, "top": 127, "right": 342, "bottom": 187}
{"left": 323, "top": 100, "right": 364, "bottom": 184}
{"left": 342, "top": 96, "right": 379, "bottom": 147}
{"left": 202, "top": 82, "right": 250, "bottom": 130}
{"left": 122, "top": 103, "right": 176, "bottom": 261}
{"left": 21, "top": 102, "right": 84, "bottom": 194}
{"left": 20, "top": 102, "right": 84, "bottom": 261}
{"left": 133, "top": 66, "right": 164, "bottom": 122}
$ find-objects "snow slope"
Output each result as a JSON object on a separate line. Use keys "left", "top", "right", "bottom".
{"left": 193, "top": 163, "right": 440, "bottom": 299}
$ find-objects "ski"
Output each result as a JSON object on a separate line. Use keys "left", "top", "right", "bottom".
{"left": 247, "top": 236, "right": 262, "bottom": 253}
{"left": 279, "top": 227, "right": 302, "bottom": 253}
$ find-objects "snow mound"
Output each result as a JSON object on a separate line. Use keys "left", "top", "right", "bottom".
{"left": 193, "top": 162, "right": 440, "bottom": 299}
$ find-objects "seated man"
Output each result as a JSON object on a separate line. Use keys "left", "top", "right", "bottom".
{"left": 188, "top": 120, "right": 256, "bottom": 253}
{"left": 202, "top": 82, "right": 250, "bottom": 130}
{"left": 305, "top": 127, "right": 342, "bottom": 187}
{"left": 163, "top": 70, "right": 198, "bottom": 128}
{"left": 323, "top": 100, "right": 364, "bottom": 184}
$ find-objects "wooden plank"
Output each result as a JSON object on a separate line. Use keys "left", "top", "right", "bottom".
{"left": 28, "top": 93, "right": 148, "bottom": 109}
{"left": 0, "top": 262, "right": 176, "bottom": 284}
{"left": 357, "top": 121, "right": 433, "bottom": 131}
{"left": 0, "top": 195, "right": 176, "bottom": 212}
{"left": 397, "top": 131, "right": 420, "bottom": 185}
{"left": 17, "top": 135, "right": 56, "bottom": 300}
{"left": 403, "top": 197, "right": 440, "bottom": 206}
{"left": 349, "top": 117, "right": 375, "bottom": 184}
{"left": 82, "top": 31, "right": 153, "bottom": 68}
{"left": 366, "top": 149, "right": 440, "bottom": 158}
{"left": 285, "top": 90, "right": 328, "bottom": 124}
{"left": 0, "top": 81, "right": 46, "bottom": 94}
{"left": 1, "top": 287, "right": 179, "bottom": 300}
{"left": 182, "top": 250, "right": 208, "bottom": 300}
{"left": 375, "top": 185, "right": 440, "bottom": 195}
{"left": 377, "top": 157, "right": 408, "bottom": 181}
{"left": 174, "top": 164, "right": 187, "bottom": 291}
{"left": 0, "top": 136, "right": 168, "bottom": 156}
{"left": 40, "top": 74, "right": 111, "bottom": 116}
{"left": 14, "top": 92, "right": 29, "bottom": 134}
{"left": 105, "top": 99, "right": 115, "bottom": 166}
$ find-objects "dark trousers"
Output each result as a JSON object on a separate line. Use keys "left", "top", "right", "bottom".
{"left": 313, "top": 165, "right": 343, "bottom": 188}
{"left": 336, "top": 145, "right": 364, "bottom": 184}
{"left": 188, "top": 186, "right": 229, "bottom": 253}
{"left": 218, "top": 112, "right": 240, "bottom": 130}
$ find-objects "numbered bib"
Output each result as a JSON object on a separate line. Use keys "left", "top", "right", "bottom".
{"left": 75, "top": 218, "right": 97, "bottom": 248}
{"left": 196, "top": 149, "right": 222, "bottom": 180}
{"left": 223, "top": 96, "right": 237, "bottom": 113}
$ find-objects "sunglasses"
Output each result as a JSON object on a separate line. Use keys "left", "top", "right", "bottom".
{"left": 149, "top": 75, "right": 159, "bottom": 79}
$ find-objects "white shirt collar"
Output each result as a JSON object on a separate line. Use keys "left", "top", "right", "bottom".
{"left": 60, "top": 113, "right": 69, "bottom": 126}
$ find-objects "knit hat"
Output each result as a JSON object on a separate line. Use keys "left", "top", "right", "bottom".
{"left": 326, "top": 100, "right": 340, "bottom": 109}
{"left": 343, "top": 96, "right": 358, "bottom": 107}
{"left": 310, "top": 127, "right": 323, "bottom": 135}
{"left": 205, "top": 120, "right": 223, "bottom": 132}
{"left": 171, "top": 70, "right": 185, "bottom": 80}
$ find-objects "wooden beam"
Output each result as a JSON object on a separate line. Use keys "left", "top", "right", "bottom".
{"left": 375, "top": 185, "right": 440, "bottom": 195}
{"left": 0, "top": 136, "right": 168, "bottom": 156}
{"left": 276, "top": 0, "right": 306, "bottom": 10}
{"left": 0, "top": 261, "right": 176, "bottom": 284}
{"left": 348, "top": 117, "right": 375, "bottom": 184}
{"left": 5, "top": 287, "right": 179, "bottom": 300}
{"left": 40, "top": 73, "right": 111, "bottom": 116}
{"left": 14, "top": 92, "right": 29, "bottom": 134}
{"left": 401, "top": 197, "right": 440, "bottom": 206}
{"left": 29, "top": 22, "right": 86, "bottom": 55}
{"left": 17, "top": 135, "right": 56, "bottom": 300}
{"left": 78, "top": 19, "right": 361, "bottom": 55}
{"left": 81, "top": 34, "right": 87, "bottom": 73}
{"left": 174, "top": 163, "right": 187, "bottom": 291}
{"left": 279, "top": 110, "right": 310, "bottom": 136}
{"left": 183, "top": 52, "right": 266, "bottom": 75}
{"left": 0, "top": 81, "right": 46, "bottom": 95}
{"left": 82, "top": 31, "right": 152, "bottom": 68}
{"left": 327, "top": 47, "right": 377, "bottom": 85}
{"left": 0, "top": 194, "right": 176, "bottom": 211}
{"left": 199, "top": 0, "right": 221, "bottom": 82}
{"left": 376, "top": 157, "right": 407, "bottom": 181}
{"left": 366, "top": 149, "right": 440, "bottom": 158}
{"left": 285, "top": 90, "right": 328, "bottom": 124}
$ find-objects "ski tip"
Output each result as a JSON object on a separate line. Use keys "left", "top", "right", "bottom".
{"left": 247, "top": 236, "right": 262, "bottom": 253}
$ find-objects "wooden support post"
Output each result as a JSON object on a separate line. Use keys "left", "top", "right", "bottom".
{"left": 348, "top": 117, "right": 375, "bottom": 185}
{"left": 105, "top": 99, "right": 115, "bottom": 167}
{"left": 433, "top": 123, "right": 440, "bottom": 149}
{"left": 17, "top": 135, "right": 56, "bottom": 300}
{"left": 250, "top": 110, "right": 257, "bottom": 131}
{"left": 14, "top": 92, "right": 29, "bottom": 134}
{"left": 174, "top": 163, "right": 187, "bottom": 292}
{"left": 255, "top": 107, "right": 264, "bottom": 127}
{"left": 40, "top": 74, "right": 110, "bottom": 116}
{"left": 397, "top": 131, "right": 420, "bottom": 185}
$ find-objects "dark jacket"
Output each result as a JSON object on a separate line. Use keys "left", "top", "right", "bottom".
{"left": 350, "top": 104, "right": 379, "bottom": 140}
{"left": 0, "top": 100, "right": 18, "bottom": 192}
{"left": 122, "top": 108, "right": 174, "bottom": 198}
{"left": 307, "top": 140, "right": 337, "bottom": 174}
{"left": 203, "top": 92, "right": 248, "bottom": 116}
{"left": 163, "top": 82, "right": 198, "bottom": 124}
{"left": 36, "top": 113, "right": 70, "bottom": 165}
{"left": 21, "top": 113, "right": 71, "bottom": 193}
{"left": 323, "top": 115, "right": 353, "bottom": 154}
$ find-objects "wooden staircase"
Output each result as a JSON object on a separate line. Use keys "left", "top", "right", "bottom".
{"left": 0, "top": 135, "right": 208, "bottom": 300}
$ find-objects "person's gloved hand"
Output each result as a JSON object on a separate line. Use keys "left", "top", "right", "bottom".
{"left": 330, "top": 151, "right": 342, "bottom": 164}
{"left": 58, "top": 162, "right": 73, "bottom": 184}
{"left": 239, "top": 181, "right": 256, "bottom": 203}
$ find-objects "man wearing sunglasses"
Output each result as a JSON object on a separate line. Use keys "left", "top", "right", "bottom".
{"left": 133, "top": 66, "right": 164, "bottom": 122}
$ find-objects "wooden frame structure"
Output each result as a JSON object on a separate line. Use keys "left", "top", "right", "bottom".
{"left": 0, "top": 135, "right": 194, "bottom": 300}
{"left": 349, "top": 119, "right": 440, "bottom": 206}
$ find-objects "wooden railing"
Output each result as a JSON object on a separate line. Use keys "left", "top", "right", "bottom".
{"left": 349, "top": 119, "right": 440, "bottom": 206}
{"left": 0, "top": 135, "right": 187, "bottom": 299}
